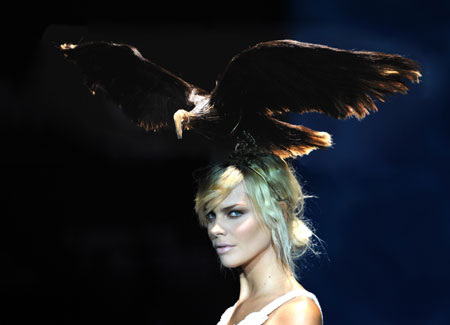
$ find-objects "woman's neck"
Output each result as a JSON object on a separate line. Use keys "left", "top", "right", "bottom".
{"left": 237, "top": 243, "right": 301, "bottom": 302}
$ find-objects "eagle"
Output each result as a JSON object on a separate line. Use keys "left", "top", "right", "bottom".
{"left": 60, "top": 39, "right": 421, "bottom": 158}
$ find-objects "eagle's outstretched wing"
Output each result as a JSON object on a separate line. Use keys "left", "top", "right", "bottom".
{"left": 200, "top": 40, "right": 421, "bottom": 157}
{"left": 60, "top": 42, "right": 207, "bottom": 132}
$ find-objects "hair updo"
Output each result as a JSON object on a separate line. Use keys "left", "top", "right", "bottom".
{"left": 194, "top": 152, "right": 317, "bottom": 275}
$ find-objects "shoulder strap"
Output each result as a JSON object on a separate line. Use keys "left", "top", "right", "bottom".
{"left": 217, "top": 302, "right": 238, "bottom": 325}
{"left": 259, "top": 289, "right": 322, "bottom": 318}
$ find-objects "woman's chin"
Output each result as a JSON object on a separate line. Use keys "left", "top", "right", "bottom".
{"left": 219, "top": 257, "right": 242, "bottom": 269}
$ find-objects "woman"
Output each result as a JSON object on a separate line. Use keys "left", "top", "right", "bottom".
{"left": 194, "top": 151, "right": 323, "bottom": 325}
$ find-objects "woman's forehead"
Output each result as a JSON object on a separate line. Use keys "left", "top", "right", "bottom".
{"left": 218, "top": 182, "right": 249, "bottom": 207}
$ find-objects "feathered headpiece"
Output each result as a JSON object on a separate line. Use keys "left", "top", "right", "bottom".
{"left": 60, "top": 39, "right": 421, "bottom": 159}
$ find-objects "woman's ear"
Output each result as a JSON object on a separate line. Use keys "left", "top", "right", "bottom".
{"left": 279, "top": 201, "right": 288, "bottom": 221}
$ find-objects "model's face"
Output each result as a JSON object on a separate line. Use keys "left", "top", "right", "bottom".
{"left": 206, "top": 182, "right": 272, "bottom": 269}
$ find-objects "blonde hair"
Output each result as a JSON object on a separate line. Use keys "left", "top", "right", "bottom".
{"left": 194, "top": 153, "right": 317, "bottom": 275}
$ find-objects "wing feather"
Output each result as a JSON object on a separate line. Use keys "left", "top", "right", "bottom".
{"left": 206, "top": 40, "right": 421, "bottom": 156}
{"left": 61, "top": 42, "right": 207, "bottom": 132}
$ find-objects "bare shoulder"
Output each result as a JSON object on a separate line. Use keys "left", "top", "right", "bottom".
{"left": 266, "top": 295, "right": 322, "bottom": 325}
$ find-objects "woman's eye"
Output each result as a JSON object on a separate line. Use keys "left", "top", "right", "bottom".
{"left": 206, "top": 212, "right": 216, "bottom": 221}
{"left": 229, "top": 210, "right": 243, "bottom": 218}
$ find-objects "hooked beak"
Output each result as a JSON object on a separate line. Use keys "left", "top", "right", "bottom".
{"left": 173, "top": 109, "right": 190, "bottom": 139}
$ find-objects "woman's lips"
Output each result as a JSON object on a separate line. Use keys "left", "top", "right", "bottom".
{"left": 215, "top": 245, "right": 235, "bottom": 254}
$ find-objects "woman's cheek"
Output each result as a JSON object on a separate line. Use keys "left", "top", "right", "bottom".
{"left": 235, "top": 217, "right": 259, "bottom": 239}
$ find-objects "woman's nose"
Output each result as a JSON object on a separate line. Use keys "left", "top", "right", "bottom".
{"left": 209, "top": 220, "right": 226, "bottom": 237}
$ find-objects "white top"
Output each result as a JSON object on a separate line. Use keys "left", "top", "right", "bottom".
{"left": 217, "top": 289, "right": 323, "bottom": 325}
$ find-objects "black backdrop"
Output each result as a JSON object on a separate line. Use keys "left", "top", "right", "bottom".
{"left": 2, "top": 1, "right": 449, "bottom": 324}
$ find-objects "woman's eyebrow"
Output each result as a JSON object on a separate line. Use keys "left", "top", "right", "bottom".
{"left": 220, "top": 203, "right": 246, "bottom": 212}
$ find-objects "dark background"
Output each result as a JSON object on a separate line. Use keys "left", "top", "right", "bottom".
{"left": 1, "top": 0, "right": 449, "bottom": 324}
